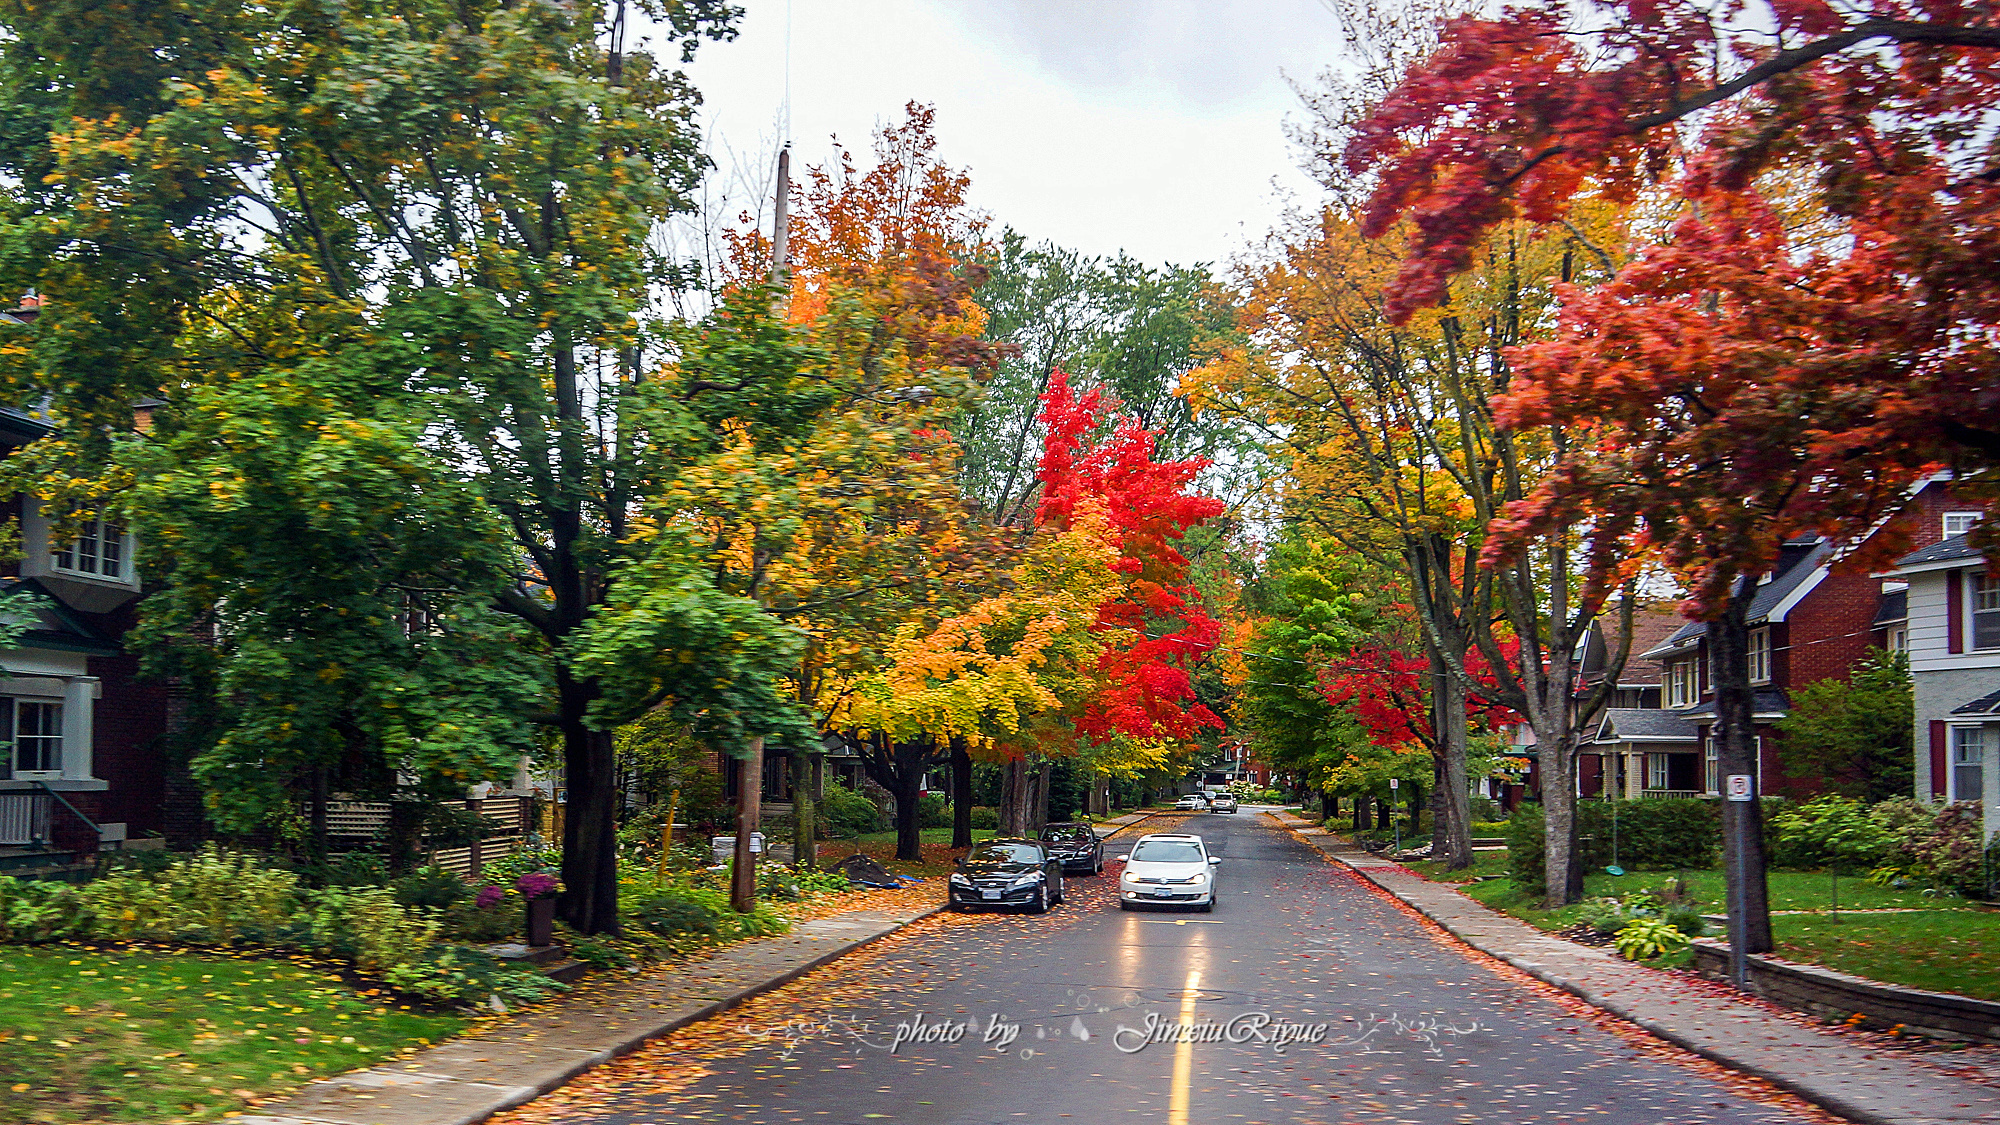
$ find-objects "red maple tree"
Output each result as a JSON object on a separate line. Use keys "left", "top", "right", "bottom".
{"left": 1035, "top": 371, "right": 1225, "bottom": 744}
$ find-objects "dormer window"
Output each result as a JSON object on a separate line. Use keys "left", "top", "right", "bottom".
{"left": 1945, "top": 512, "right": 1982, "bottom": 539}
{"left": 50, "top": 512, "right": 128, "bottom": 581}
{"left": 1748, "top": 627, "right": 1772, "bottom": 685}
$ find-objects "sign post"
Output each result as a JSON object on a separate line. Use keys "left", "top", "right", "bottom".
{"left": 1725, "top": 773, "right": 1755, "bottom": 989}
{"left": 1389, "top": 778, "right": 1401, "bottom": 859}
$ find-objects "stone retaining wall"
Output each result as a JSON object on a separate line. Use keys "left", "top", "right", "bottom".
{"left": 1691, "top": 939, "right": 2000, "bottom": 1044}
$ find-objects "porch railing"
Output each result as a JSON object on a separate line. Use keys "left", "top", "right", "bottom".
{"left": 0, "top": 784, "right": 111, "bottom": 854}
{"left": 1642, "top": 789, "right": 1704, "bottom": 799}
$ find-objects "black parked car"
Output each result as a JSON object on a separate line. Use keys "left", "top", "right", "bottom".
{"left": 947, "top": 838, "right": 1066, "bottom": 913}
{"left": 1039, "top": 822, "right": 1105, "bottom": 875}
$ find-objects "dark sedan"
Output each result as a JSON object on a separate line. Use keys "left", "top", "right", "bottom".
{"left": 1038, "top": 822, "right": 1105, "bottom": 875}
{"left": 947, "top": 839, "right": 1067, "bottom": 913}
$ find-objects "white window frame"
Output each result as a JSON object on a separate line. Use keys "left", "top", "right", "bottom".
{"left": 1944, "top": 512, "right": 1982, "bottom": 539}
{"left": 1951, "top": 726, "right": 1987, "bottom": 804}
{"left": 49, "top": 511, "right": 131, "bottom": 582}
{"left": 1647, "top": 752, "right": 1670, "bottom": 791}
{"left": 1972, "top": 573, "right": 2000, "bottom": 652}
{"left": 1886, "top": 625, "right": 1908, "bottom": 653}
{"left": 8, "top": 698, "right": 64, "bottom": 780}
{"left": 1747, "top": 627, "right": 1771, "bottom": 685}
{"left": 1704, "top": 736, "right": 1719, "bottom": 795}
{"left": 1667, "top": 661, "right": 1693, "bottom": 708}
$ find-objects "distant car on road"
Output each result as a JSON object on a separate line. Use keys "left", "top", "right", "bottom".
{"left": 1038, "top": 822, "right": 1105, "bottom": 875}
{"left": 947, "top": 839, "right": 1066, "bottom": 913}
{"left": 1119, "top": 832, "right": 1220, "bottom": 912}
{"left": 1173, "top": 793, "right": 1209, "bottom": 810}
{"left": 1207, "top": 793, "right": 1238, "bottom": 813}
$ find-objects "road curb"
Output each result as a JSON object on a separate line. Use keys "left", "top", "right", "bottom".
{"left": 1266, "top": 816, "right": 1997, "bottom": 1125}
{"left": 239, "top": 902, "right": 946, "bottom": 1125}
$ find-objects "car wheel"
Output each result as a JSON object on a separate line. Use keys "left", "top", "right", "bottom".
{"left": 1030, "top": 884, "right": 1050, "bottom": 914}
{"left": 1054, "top": 873, "right": 1066, "bottom": 904}
{"left": 1092, "top": 858, "right": 1104, "bottom": 876}
{"left": 1198, "top": 896, "right": 1214, "bottom": 914}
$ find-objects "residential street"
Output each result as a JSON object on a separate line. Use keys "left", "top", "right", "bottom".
{"left": 499, "top": 815, "right": 1832, "bottom": 1125}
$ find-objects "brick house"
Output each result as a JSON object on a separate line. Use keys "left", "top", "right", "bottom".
{"left": 1635, "top": 477, "right": 1973, "bottom": 802}
{"left": 1575, "top": 604, "right": 1690, "bottom": 798}
{"left": 1, "top": 406, "right": 171, "bottom": 863}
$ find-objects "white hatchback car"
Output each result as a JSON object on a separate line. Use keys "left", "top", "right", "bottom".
{"left": 1118, "top": 833, "right": 1220, "bottom": 912}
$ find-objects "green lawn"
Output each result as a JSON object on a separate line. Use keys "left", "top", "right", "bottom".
{"left": 1405, "top": 849, "right": 1512, "bottom": 884}
{"left": 1773, "top": 912, "right": 2000, "bottom": 1001}
{"left": 848, "top": 827, "right": 998, "bottom": 847}
{"left": 0, "top": 945, "right": 466, "bottom": 1124}
{"left": 1459, "top": 865, "right": 1960, "bottom": 916}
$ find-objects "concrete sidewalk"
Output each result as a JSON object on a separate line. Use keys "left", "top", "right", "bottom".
{"left": 239, "top": 902, "right": 941, "bottom": 1125}
{"left": 1266, "top": 811, "right": 2000, "bottom": 1125}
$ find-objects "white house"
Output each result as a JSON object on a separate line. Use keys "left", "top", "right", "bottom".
{"left": 1892, "top": 534, "right": 2000, "bottom": 842}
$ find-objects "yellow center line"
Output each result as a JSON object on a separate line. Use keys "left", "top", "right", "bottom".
{"left": 1169, "top": 968, "right": 1201, "bottom": 1125}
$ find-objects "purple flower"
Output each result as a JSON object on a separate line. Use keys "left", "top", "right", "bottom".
{"left": 516, "top": 872, "right": 560, "bottom": 900}
{"left": 475, "top": 885, "right": 506, "bottom": 909}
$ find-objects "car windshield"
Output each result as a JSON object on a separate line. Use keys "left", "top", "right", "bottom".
{"left": 1130, "top": 840, "right": 1205, "bottom": 863}
{"left": 1041, "top": 827, "right": 1091, "bottom": 843}
{"left": 965, "top": 843, "right": 1042, "bottom": 865}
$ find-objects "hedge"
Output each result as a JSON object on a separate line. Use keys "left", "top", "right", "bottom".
{"left": 1507, "top": 799, "right": 1721, "bottom": 896}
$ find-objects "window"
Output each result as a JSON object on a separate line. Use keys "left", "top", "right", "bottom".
{"left": 1668, "top": 661, "right": 1694, "bottom": 708}
{"left": 1945, "top": 512, "right": 1982, "bottom": 538}
{"left": 1952, "top": 727, "right": 1987, "bottom": 804}
{"left": 50, "top": 512, "right": 127, "bottom": 580}
{"left": 1704, "top": 737, "right": 1719, "bottom": 795}
{"left": 7, "top": 699, "right": 63, "bottom": 776}
{"left": 1887, "top": 626, "right": 1908, "bottom": 653}
{"left": 1974, "top": 574, "right": 2000, "bottom": 651}
{"left": 1647, "top": 753, "right": 1670, "bottom": 791}
{"left": 1748, "top": 627, "right": 1771, "bottom": 685}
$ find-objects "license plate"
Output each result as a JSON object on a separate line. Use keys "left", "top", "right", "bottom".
{"left": 1151, "top": 890, "right": 1175, "bottom": 898}
{"left": 982, "top": 890, "right": 1001, "bottom": 900}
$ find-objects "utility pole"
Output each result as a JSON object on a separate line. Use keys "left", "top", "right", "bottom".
{"left": 730, "top": 149, "right": 792, "bottom": 916}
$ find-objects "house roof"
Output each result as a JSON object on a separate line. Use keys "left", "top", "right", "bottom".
{"left": 1951, "top": 688, "right": 2000, "bottom": 717}
{"left": 1598, "top": 606, "right": 1686, "bottom": 685}
{"left": 1678, "top": 690, "right": 1790, "bottom": 721}
{"left": 1873, "top": 589, "right": 1907, "bottom": 626}
{"left": 1592, "top": 708, "right": 1699, "bottom": 744}
{"left": 0, "top": 405, "right": 51, "bottom": 446}
{"left": 1895, "top": 533, "right": 1984, "bottom": 570}
{"left": 0, "top": 579, "right": 120, "bottom": 656}
{"left": 1647, "top": 540, "right": 1836, "bottom": 655}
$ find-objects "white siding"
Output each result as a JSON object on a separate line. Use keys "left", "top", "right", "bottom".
{"left": 1907, "top": 569, "right": 2000, "bottom": 673}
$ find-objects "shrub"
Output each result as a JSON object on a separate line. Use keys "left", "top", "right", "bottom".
{"left": 1576, "top": 896, "right": 1632, "bottom": 935}
{"left": 628, "top": 890, "right": 723, "bottom": 939}
{"left": 968, "top": 806, "right": 999, "bottom": 830}
{"left": 305, "top": 885, "right": 442, "bottom": 974}
{"left": 314, "top": 851, "right": 390, "bottom": 887}
{"left": 0, "top": 877, "right": 90, "bottom": 943}
{"left": 481, "top": 844, "right": 561, "bottom": 886}
{"left": 395, "top": 865, "right": 471, "bottom": 909}
{"left": 79, "top": 845, "right": 299, "bottom": 944}
{"left": 441, "top": 893, "right": 519, "bottom": 943}
{"left": 1769, "top": 796, "right": 1889, "bottom": 871}
{"left": 1613, "top": 916, "right": 1691, "bottom": 961}
{"left": 819, "top": 782, "right": 887, "bottom": 838}
{"left": 383, "top": 944, "right": 566, "bottom": 1006}
{"left": 1507, "top": 801, "right": 1719, "bottom": 895}
{"left": 916, "top": 793, "right": 950, "bottom": 830}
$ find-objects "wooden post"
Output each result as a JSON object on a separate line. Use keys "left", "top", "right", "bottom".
{"left": 659, "top": 787, "right": 679, "bottom": 881}
{"left": 731, "top": 738, "right": 764, "bottom": 913}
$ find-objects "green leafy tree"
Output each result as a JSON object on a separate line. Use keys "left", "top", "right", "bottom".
{"left": 1777, "top": 650, "right": 1914, "bottom": 804}
{"left": 0, "top": 0, "right": 821, "bottom": 933}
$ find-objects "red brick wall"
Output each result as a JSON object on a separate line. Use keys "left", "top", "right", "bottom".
{"left": 87, "top": 645, "right": 171, "bottom": 834}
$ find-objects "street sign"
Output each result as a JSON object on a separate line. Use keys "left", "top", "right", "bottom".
{"left": 1725, "top": 774, "right": 1754, "bottom": 802}
{"left": 1389, "top": 778, "right": 1400, "bottom": 790}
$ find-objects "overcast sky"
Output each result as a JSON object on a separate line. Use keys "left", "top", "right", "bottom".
{"left": 667, "top": 0, "right": 1346, "bottom": 270}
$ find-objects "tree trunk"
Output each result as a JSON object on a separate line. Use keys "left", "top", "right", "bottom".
{"left": 791, "top": 748, "right": 815, "bottom": 870}
{"left": 1354, "top": 794, "right": 1368, "bottom": 831}
{"left": 307, "top": 764, "right": 329, "bottom": 867}
{"left": 1432, "top": 650, "right": 1475, "bottom": 870}
{"left": 1375, "top": 798, "right": 1391, "bottom": 831}
{"left": 1028, "top": 759, "right": 1053, "bottom": 833}
{"left": 730, "top": 736, "right": 763, "bottom": 914}
{"left": 950, "top": 744, "right": 973, "bottom": 849}
{"left": 998, "top": 757, "right": 1031, "bottom": 836}
{"left": 1711, "top": 590, "right": 1775, "bottom": 953}
{"left": 891, "top": 742, "right": 925, "bottom": 862}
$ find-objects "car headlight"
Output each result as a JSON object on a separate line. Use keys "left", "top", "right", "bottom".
{"left": 1121, "top": 869, "right": 1140, "bottom": 882}
{"left": 1188, "top": 871, "right": 1207, "bottom": 885}
{"left": 949, "top": 873, "right": 972, "bottom": 887}
{"left": 1010, "top": 872, "right": 1044, "bottom": 888}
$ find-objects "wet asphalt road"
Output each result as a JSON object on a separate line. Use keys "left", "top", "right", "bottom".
{"left": 550, "top": 812, "right": 1819, "bottom": 1125}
